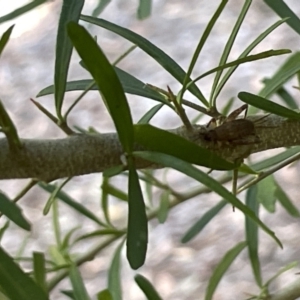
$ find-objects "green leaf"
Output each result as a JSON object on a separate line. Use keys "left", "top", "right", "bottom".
{"left": 43, "top": 178, "right": 70, "bottom": 215}
{"left": 54, "top": 0, "right": 84, "bottom": 119}
{"left": 134, "top": 274, "right": 163, "bottom": 300}
{"left": 0, "top": 221, "right": 10, "bottom": 242}
{"left": 97, "top": 289, "right": 113, "bottom": 300}
{"left": 264, "top": 0, "right": 300, "bottom": 36}
{"left": 0, "top": 25, "right": 14, "bottom": 56}
{"left": 181, "top": 200, "right": 227, "bottom": 243}
{"left": 137, "top": 0, "right": 151, "bottom": 20}
{"left": 275, "top": 86, "right": 298, "bottom": 110}
{"left": 113, "top": 67, "right": 170, "bottom": 106}
{"left": 61, "top": 290, "right": 76, "bottom": 299}
{"left": 275, "top": 183, "right": 300, "bottom": 217}
{"left": 157, "top": 190, "right": 170, "bottom": 224}
{"left": 191, "top": 49, "right": 291, "bottom": 87}
{"left": 178, "top": 0, "right": 228, "bottom": 103}
{"left": 0, "top": 1, "right": 47, "bottom": 24}
{"left": 138, "top": 104, "right": 164, "bottom": 124}
{"left": 33, "top": 252, "right": 47, "bottom": 292}
{"left": 108, "top": 241, "right": 125, "bottom": 300}
{"left": 210, "top": 0, "right": 252, "bottom": 105}
{"left": 251, "top": 146, "right": 300, "bottom": 171}
{"left": 134, "top": 124, "right": 237, "bottom": 170}
{"left": 238, "top": 92, "right": 300, "bottom": 119}
{"left": 264, "top": 261, "right": 298, "bottom": 287}
{"left": 0, "top": 100, "right": 22, "bottom": 151}
{"left": 214, "top": 18, "right": 287, "bottom": 102}
{"left": 205, "top": 242, "right": 247, "bottom": 300}
{"left": 39, "top": 182, "right": 106, "bottom": 227}
{"left": 92, "top": 0, "right": 111, "bottom": 17}
{"left": 102, "top": 182, "right": 128, "bottom": 202}
{"left": 80, "top": 15, "right": 207, "bottom": 105}
{"left": 127, "top": 158, "right": 148, "bottom": 269}
{"left": 256, "top": 175, "right": 277, "bottom": 213}
{"left": 259, "top": 52, "right": 300, "bottom": 98}
{"left": 245, "top": 186, "right": 262, "bottom": 287}
{"left": 101, "top": 177, "right": 111, "bottom": 226}
{"left": 67, "top": 22, "right": 134, "bottom": 153}
{"left": 133, "top": 151, "right": 282, "bottom": 248}
{"left": 238, "top": 163, "right": 258, "bottom": 175}
{"left": 103, "top": 165, "right": 125, "bottom": 178}
{"left": 37, "top": 69, "right": 171, "bottom": 106}
{"left": 69, "top": 264, "right": 91, "bottom": 300}
{"left": 75, "top": 229, "right": 125, "bottom": 242}
{"left": 0, "top": 247, "right": 48, "bottom": 300}
{"left": 61, "top": 227, "right": 80, "bottom": 250}
{"left": 0, "top": 192, "right": 30, "bottom": 231}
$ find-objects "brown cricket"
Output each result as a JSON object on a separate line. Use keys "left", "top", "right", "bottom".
{"left": 203, "top": 118, "right": 256, "bottom": 142}
{"left": 202, "top": 104, "right": 261, "bottom": 144}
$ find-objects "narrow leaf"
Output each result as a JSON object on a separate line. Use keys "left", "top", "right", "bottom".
{"left": 102, "top": 182, "right": 128, "bottom": 201}
{"left": 97, "top": 289, "right": 113, "bottom": 300}
{"left": 157, "top": 190, "right": 170, "bottom": 224}
{"left": 80, "top": 15, "right": 207, "bottom": 105}
{"left": 211, "top": 0, "right": 252, "bottom": 105}
{"left": 69, "top": 264, "right": 91, "bottom": 300}
{"left": 134, "top": 151, "right": 282, "bottom": 248}
{"left": 275, "top": 184, "right": 300, "bottom": 217}
{"left": 75, "top": 229, "right": 125, "bottom": 242}
{"left": 37, "top": 76, "right": 171, "bottom": 106}
{"left": 259, "top": 52, "right": 300, "bottom": 98}
{"left": 127, "top": 157, "right": 148, "bottom": 269}
{"left": 238, "top": 92, "right": 300, "bottom": 119}
{"left": 68, "top": 22, "right": 134, "bottom": 153}
{"left": 103, "top": 165, "right": 125, "bottom": 178}
{"left": 135, "top": 274, "right": 163, "bottom": 300}
{"left": 205, "top": 242, "right": 246, "bottom": 300}
{"left": 264, "top": 261, "right": 298, "bottom": 287}
{"left": 33, "top": 252, "right": 47, "bottom": 292}
{"left": 61, "top": 290, "right": 75, "bottom": 299}
{"left": 54, "top": 0, "right": 84, "bottom": 119}
{"left": 39, "top": 182, "right": 106, "bottom": 227}
{"left": 101, "top": 177, "right": 111, "bottom": 225}
{"left": 251, "top": 146, "right": 300, "bottom": 171}
{"left": 181, "top": 200, "right": 227, "bottom": 243}
{"left": 256, "top": 175, "right": 277, "bottom": 213}
{"left": 0, "top": 247, "right": 48, "bottom": 300}
{"left": 245, "top": 186, "right": 262, "bottom": 287}
{"left": 214, "top": 18, "right": 287, "bottom": 101}
{"left": 178, "top": 0, "right": 228, "bottom": 103}
{"left": 138, "top": 104, "right": 164, "bottom": 124}
{"left": 0, "top": 221, "right": 10, "bottom": 242}
{"left": 0, "top": 1, "right": 47, "bottom": 24}
{"left": 275, "top": 86, "right": 298, "bottom": 110}
{"left": 61, "top": 227, "right": 80, "bottom": 250}
{"left": 191, "top": 49, "right": 291, "bottom": 87}
{"left": 108, "top": 241, "right": 125, "bottom": 300}
{"left": 0, "top": 192, "right": 30, "bottom": 231}
{"left": 137, "top": 0, "right": 151, "bottom": 20}
{"left": 134, "top": 124, "right": 237, "bottom": 170}
{"left": 92, "top": 0, "right": 111, "bottom": 17}
{"left": 0, "top": 25, "right": 14, "bottom": 56}
{"left": 0, "top": 100, "right": 22, "bottom": 151}
{"left": 264, "top": 0, "right": 300, "bottom": 36}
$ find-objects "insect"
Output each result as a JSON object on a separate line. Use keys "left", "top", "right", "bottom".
{"left": 202, "top": 104, "right": 260, "bottom": 144}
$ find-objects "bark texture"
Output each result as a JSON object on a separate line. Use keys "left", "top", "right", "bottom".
{"left": 1, "top": 114, "right": 299, "bottom": 181}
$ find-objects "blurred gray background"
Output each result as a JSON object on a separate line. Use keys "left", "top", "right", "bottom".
{"left": 0, "top": 1, "right": 300, "bottom": 299}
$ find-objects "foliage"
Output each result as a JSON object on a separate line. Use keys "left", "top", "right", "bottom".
{"left": 0, "top": 1, "right": 300, "bottom": 299}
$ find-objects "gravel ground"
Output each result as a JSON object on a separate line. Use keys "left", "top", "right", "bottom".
{"left": 1, "top": 1, "right": 300, "bottom": 299}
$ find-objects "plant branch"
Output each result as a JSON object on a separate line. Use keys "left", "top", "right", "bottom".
{"left": 0, "top": 114, "right": 299, "bottom": 180}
